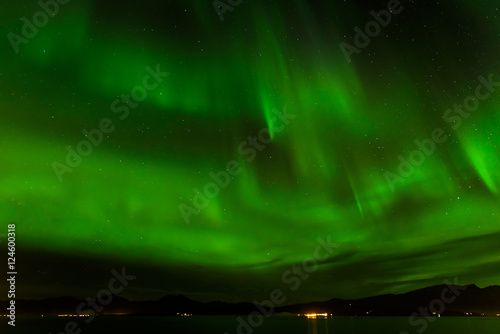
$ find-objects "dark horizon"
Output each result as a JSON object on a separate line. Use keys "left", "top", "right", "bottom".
{"left": 2, "top": 281, "right": 499, "bottom": 304}
{"left": 6, "top": 240, "right": 500, "bottom": 304}
{"left": 3, "top": 283, "right": 500, "bottom": 319}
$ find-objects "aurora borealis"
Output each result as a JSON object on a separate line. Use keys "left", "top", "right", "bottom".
{"left": 1, "top": 0, "right": 500, "bottom": 304}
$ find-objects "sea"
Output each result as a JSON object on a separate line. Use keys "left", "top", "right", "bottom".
{"left": 3, "top": 316, "right": 500, "bottom": 334}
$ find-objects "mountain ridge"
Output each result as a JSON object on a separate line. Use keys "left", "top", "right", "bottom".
{"left": 2, "top": 284, "right": 499, "bottom": 316}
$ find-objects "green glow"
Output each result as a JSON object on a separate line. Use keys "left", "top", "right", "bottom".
{"left": 1, "top": 0, "right": 500, "bottom": 302}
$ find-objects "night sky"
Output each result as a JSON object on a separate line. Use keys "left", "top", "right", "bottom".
{"left": 1, "top": 0, "right": 500, "bottom": 304}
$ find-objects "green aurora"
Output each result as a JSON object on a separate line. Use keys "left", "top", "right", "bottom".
{"left": 0, "top": 0, "right": 499, "bottom": 303}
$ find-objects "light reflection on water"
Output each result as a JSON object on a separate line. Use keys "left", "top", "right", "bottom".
{"left": 306, "top": 318, "right": 337, "bottom": 334}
